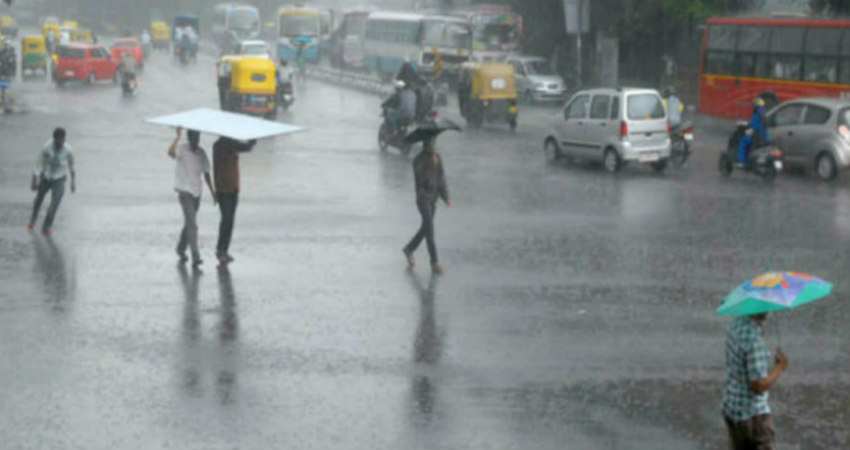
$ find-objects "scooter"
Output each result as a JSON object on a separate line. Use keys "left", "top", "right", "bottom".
{"left": 120, "top": 71, "right": 137, "bottom": 96}
{"left": 717, "top": 122, "right": 783, "bottom": 182}
{"left": 278, "top": 78, "right": 295, "bottom": 111}
{"left": 378, "top": 108, "right": 412, "bottom": 155}
{"left": 670, "top": 121, "right": 694, "bottom": 167}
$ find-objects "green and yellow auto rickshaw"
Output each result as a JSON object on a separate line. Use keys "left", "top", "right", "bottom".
{"left": 457, "top": 62, "right": 519, "bottom": 130}
{"left": 21, "top": 35, "right": 48, "bottom": 77}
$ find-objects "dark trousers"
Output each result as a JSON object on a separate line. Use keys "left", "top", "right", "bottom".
{"left": 216, "top": 192, "right": 239, "bottom": 253}
{"left": 30, "top": 176, "right": 66, "bottom": 230}
{"left": 405, "top": 202, "right": 438, "bottom": 266}
{"left": 724, "top": 414, "right": 775, "bottom": 450}
{"left": 177, "top": 192, "right": 201, "bottom": 260}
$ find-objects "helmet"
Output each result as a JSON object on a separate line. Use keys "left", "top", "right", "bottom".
{"left": 753, "top": 97, "right": 766, "bottom": 107}
{"left": 393, "top": 80, "right": 406, "bottom": 91}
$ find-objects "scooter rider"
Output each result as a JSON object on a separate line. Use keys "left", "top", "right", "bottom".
{"left": 663, "top": 86, "right": 684, "bottom": 129}
{"left": 737, "top": 98, "right": 771, "bottom": 167}
{"left": 118, "top": 51, "right": 137, "bottom": 83}
{"left": 383, "top": 80, "right": 417, "bottom": 137}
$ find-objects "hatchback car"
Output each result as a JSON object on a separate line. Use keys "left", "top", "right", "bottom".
{"left": 233, "top": 40, "right": 271, "bottom": 59}
{"left": 110, "top": 37, "right": 144, "bottom": 66}
{"left": 53, "top": 44, "right": 119, "bottom": 86}
{"left": 544, "top": 87, "right": 672, "bottom": 172}
{"left": 506, "top": 55, "right": 567, "bottom": 103}
{"left": 766, "top": 97, "right": 850, "bottom": 180}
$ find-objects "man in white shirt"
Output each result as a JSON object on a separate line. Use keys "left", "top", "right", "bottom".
{"left": 168, "top": 127, "right": 215, "bottom": 266}
{"left": 28, "top": 127, "right": 75, "bottom": 236}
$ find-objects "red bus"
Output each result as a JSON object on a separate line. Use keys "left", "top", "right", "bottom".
{"left": 699, "top": 17, "right": 850, "bottom": 119}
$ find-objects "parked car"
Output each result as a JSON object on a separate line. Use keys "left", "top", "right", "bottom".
{"left": 506, "top": 55, "right": 567, "bottom": 104}
{"left": 544, "top": 87, "right": 672, "bottom": 173}
{"left": 53, "top": 44, "right": 119, "bottom": 86}
{"left": 110, "top": 37, "right": 144, "bottom": 67}
{"left": 232, "top": 40, "right": 272, "bottom": 59}
{"left": 766, "top": 97, "right": 850, "bottom": 180}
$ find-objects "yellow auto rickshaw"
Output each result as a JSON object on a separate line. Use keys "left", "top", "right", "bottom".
{"left": 72, "top": 28, "right": 93, "bottom": 44}
{"left": 42, "top": 23, "right": 60, "bottom": 41}
{"left": 21, "top": 35, "right": 48, "bottom": 77}
{"left": 219, "top": 56, "right": 277, "bottom": 119}
{"left": 1, "top": 15, "right": 18, "bottom": 38}
{"left": 457, "top": 62, "right": 519, "bottom": 130}
{"left": 150, "top": 21, "right": 170, "bottom": 50}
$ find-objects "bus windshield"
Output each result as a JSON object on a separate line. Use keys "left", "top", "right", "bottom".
{"left": 279, "top": 14, "right": 319, "bottom": 37}
{"left": 474, "top": 23, "right": 518, "bottom": 50}
{"left": 423, "top": 21, "right": 471, "bottom": 49}
{"left": 229, "top": 10, "right": 259, "bottom": 32}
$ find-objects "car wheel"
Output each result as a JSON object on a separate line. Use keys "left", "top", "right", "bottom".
{"left": 87, "top": 72, "right": 95, "bottom": 85}
{"left": 816, "top": 152, "right": 837, "bottom": 181}
{"left": 544, "top": 139, "right": 560, "bottom": 164}
{"left": 603, "top": 148, "right": 620, "bottom": 173}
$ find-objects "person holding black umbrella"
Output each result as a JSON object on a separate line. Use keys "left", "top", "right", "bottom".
{"left": 403, "top": 134, "right": 453, "bottom": 275}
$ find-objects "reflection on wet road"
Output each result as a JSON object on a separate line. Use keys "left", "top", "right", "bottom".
{"left": 0, "top": 41, "right": 848, "bottom": 450}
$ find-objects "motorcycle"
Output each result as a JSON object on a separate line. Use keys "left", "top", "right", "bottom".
{"left": 378, "top": 108, "right": 412, "bottom": 155}
{"left": 277, "top": 78, "right": 295, "bottom": 111}
{"left": 717, "top": 121, "right": 783, "bottom": 182}
{"left": 670, "top": 121, "right": 694, "bottom": 167}
{"left": 120, "top": 71, "right": 137, "bottom": 96}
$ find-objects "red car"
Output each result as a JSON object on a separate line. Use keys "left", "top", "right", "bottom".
{"left": 53, "top": 44, "right": 119, "bottom": 86}
{"left": 110, "top": 37, "right": 144, "bottom": 66}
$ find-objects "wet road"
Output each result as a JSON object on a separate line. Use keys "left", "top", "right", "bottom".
{"left": 1, "top": 47, "right": 849, "bottom": 450}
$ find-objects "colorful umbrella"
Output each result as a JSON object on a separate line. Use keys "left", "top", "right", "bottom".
{"left": 716, "top": 271, "right": 832, "bottom": 316}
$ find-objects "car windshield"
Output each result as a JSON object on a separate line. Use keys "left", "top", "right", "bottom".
{"left": 526, "top": 60, "right": 554, "bottom": 75}
{"left": 280, "top": 15, "right": 318, "bottom": 37}
{"left": 229, "top": 10, "right": 259, "bottom": 32}
{"left": 627, "top": 94, "right": 666, "bottom": 120}
{"left": 58, "top": 47, "right": 84, "bottom": 59}
{"left": 242, "top": 44, "right": 267, "bottom": 55}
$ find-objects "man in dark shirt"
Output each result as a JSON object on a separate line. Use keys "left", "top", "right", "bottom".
{"left": 213, "top": 136, "right": 256, "bottom": 264}
{"left": 403, "top": 138, "right": 452, "bottom": 274}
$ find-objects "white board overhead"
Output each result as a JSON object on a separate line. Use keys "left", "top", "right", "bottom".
{"left": 145, "top": 108, "right": 305, "bottom": 140}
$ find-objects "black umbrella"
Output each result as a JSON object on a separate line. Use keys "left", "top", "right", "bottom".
{"left": 404, "top": 118, "right": 462, "bottom": 144}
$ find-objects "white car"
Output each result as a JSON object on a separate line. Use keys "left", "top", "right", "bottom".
{"left": 506, "top": 55, "right": 567, "bottom": 103}
{"left": 233, "top": 40, "right": 271, "bottom": 59}
{"left": 544, "top": 87, "right": 672, "bottom": 173}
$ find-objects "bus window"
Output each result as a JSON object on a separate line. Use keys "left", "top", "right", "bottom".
{"left": 705, "top": 24, "right": 736, "bottom": 75}
{"left": 804, "top": 27, "right": 842, "bottom": 83}
{"left": 737, "top": 26, "right": 770, "bottom": 77}
{"left": 769, "top": 26, "right": 804, "bottom": 80}
{"left": 708, "top": 25, "right": 737, "bottom": 50}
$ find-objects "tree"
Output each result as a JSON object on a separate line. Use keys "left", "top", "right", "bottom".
{"left": 811, "top": 0, "right": 850, "bottom": 15}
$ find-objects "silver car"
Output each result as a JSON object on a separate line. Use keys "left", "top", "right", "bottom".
{"left": 544, "top": 87, "right": 672, "bottom": 173}
{"left": 766, "top": 97, "right": 850, "bottom": 180}
{"left": 506, "top": 56, "right": 567, "bottom": 103}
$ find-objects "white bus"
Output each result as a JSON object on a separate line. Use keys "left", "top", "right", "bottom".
{"left": 212, "top": 4, "right": 261, "bottom": 49}
{"left": 364, "top": 12, "right": 471, "bottom": 80}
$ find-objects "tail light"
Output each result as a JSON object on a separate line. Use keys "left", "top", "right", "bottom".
{"left": 620, "top": 121, "right": 628, "bottom": 139}
{"left": 666, "top": 123, "right": 671, "bottom": 134}
{"left": 772, "top": 149, "right": 783, "bottom": 159}
{"left": 431, "top": 111, "right": 438, "bottom": 119}
{"left": 839, "top": 125, "right": 849, "bottom": 143}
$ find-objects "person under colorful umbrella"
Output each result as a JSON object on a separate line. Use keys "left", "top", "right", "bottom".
{"left": 718, "top": 271, "right": 832, "bottom": 450}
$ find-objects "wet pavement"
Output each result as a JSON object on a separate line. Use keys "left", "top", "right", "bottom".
{"left": 1, "top": 46, "right": 849, "bottom": 450}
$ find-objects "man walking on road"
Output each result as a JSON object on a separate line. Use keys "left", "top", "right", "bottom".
{"left": 212, "top": 136, "right": 256, "bottom": 264}
{"left": 28, "top": 127, "right": 75, "bottom": 236}
{"left": 168, "top": 127, "right": 215, "bottom": 266}
{"left": 403, "top": 138, "right": 451, "bottom": 275}
{"left": 723, "top": 313, "right": 789, "bottom": 450}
